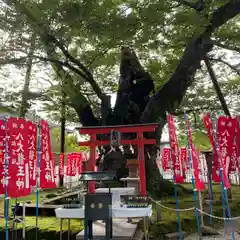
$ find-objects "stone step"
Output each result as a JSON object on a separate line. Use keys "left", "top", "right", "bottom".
{"left": 76, "top": 219, "right": 139, "bottom": 240}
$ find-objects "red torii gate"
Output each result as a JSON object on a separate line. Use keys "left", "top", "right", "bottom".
{"left": 78, "top": 123, "right": 158, "bottom": 196}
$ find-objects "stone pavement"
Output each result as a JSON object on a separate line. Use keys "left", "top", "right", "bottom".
{"left": 185, "top": 230, "right": 240, "bottom": 239}
{"left": 185, "top": 220, "right": 240, "bottom": 239}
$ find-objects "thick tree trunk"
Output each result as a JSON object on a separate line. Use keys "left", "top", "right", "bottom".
{"left": 59, "top": 89, "right": 66, "bottom": 187}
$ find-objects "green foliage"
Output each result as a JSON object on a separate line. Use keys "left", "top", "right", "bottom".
{"left": 175, "top": 76, "right": 240, "bottom": 147}
{"left": 51, "top": 128, "right": 87, "bottom": 153}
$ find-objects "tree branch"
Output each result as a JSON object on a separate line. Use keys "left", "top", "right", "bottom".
{"left": 46, "top": 34, "right": 105, "bottom": 100}
{"left": 210, "top": 39, "right": 240, "bottom": 53}
{"left": 173, "top": 106, "right": 220, "bottom": 116}
{"left": 204, "top": 56, "right": 231, "bottom": 116}
{"left": 175, "top": 0, "right": 204, "bottom": 11}
{"left": 7, "top": 0, "right": 105, "bottom": 101}
{"left": 141, "top": 0, "right": 240, "bottom": 125}
{"left": 209, "top": 57, "right": 240, "bottom": 75}
{"left": 0, "top": 56, "right": 27, "bottom": 65}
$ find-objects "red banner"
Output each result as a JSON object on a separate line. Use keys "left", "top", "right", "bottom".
{"left": 7, "top": 118, "right": 30, "bottom": 197}
{"left": 186, "top": 119, "right": 205, "bottom": 191}
{"left": 27, "top": 121, "right": 37, "bottom": 187}
{"left": 59, "top": 153, "right": 64, "bottom": 177}
{"left": 161, "top": 148, "right": 171, "bottom": 171}
{"left": 229, "top": 145, "right": 237, "bottom": 173}
{"left": 66, "top": 153, "right": 71, "bottom": 176}
{"left": 235, "top": 116, "right": 240, "bottom": 172}
{"left": 217, "top": 116, "right": 236, "bottom": 174}
{"left": 203, "top": 113, "right": 221, "bottom": 183}
{"left": 66, "top": 153, "right": 77, "bottom": 176}
{"left": 0, "top": 120, "right": 6, "bottom": 194}
{"left": 180, "top": 147, "right": 187, "bottom": 172}
{"left": 76, "top": 153, "right": 83, "bottom": 174}
{"left": 216, "top": 116, "right": 232, "bottom": 189}
{"left": 72, "top": 153, "right": 77, "bottom": 176}
{"left": 168, "top": 114, "right": 184, "bottom": 183}
{"left": 40, "top": 120, "right": 56, "bottom": 189}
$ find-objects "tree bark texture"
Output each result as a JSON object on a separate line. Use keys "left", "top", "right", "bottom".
{"left": 59, "top": 88, "right": 66, "bottom": 187}
{"left": 10, "top": 0, "right": 240, "bottom": 196}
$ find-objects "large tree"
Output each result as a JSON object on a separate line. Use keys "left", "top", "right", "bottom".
{"left": 1, "top": 0, "right": 240, "bottom": 196}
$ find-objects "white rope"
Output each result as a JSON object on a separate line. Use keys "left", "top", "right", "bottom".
{"left": 149, "top": 197, "right": 195, "bottom": 212}
{"left": 196, "top": 208, "right": 240, "bottom": 221}
{"left": 150, "top": 197, "right": 240, "bottom": 221}
{"left": 157, "top": 202, "right": 195, "bottom": 212}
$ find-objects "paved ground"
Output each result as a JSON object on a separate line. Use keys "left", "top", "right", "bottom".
{"left": 185, "top": 230, "right": 240, "bottom": 239}
{"left": 185, "top": 221, "right": 240, "bottom": 239}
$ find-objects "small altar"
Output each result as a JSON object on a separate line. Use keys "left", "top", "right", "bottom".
{"left": 55, "top": 172, "right": 151, "bottom": 240}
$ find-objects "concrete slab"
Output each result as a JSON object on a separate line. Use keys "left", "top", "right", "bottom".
{"left": 76, "top": 219, "right": 139, "bottom": 240}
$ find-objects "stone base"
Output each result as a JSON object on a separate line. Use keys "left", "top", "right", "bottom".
{"left": 76, "top": 219, "right": 139, "bottom": 240}
{"left": 120, "top": 178, "right": 140, "bottom": 194}
{"left": 201, "top": 225, "right": 219, "bottom": 236}
{"left": 165, "top": 231, "right": 187, "bottom": 239}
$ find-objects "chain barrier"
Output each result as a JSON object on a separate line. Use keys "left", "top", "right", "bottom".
{"left": 149, "top": 197, "right": 240, "bottom": 220}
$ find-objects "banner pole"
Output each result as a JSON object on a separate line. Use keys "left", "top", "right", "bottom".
{"left": 3, "top": 116, "right": 9, "bottom": 240}
{"left": 36, "top": 121, "right": 41, "bottom": 240}
{"left": 22, "top": 202, "right": 26, "bottom": 240}
{"left": 167, "top": 113, "right": 182, "bottom": 240}
{"left": 183, "top": 111, "right": 201, "bottom": 236}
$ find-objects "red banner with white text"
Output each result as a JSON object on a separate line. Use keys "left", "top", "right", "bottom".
{"left": 7, "top": 118, "right": 30, "bottom": 197}
{"left": 0, "top": 120, "right": 6, "bottom": 194}
{"left": 76, "top": 152, "right": 83, "bottom": 174}
{"left": 217, "top": 116, "right": 236, "bottom": 174}
{"left": 180, "top": 147, "right": 187, "bottom": 172}
{"left": 235, "top": 116, "right": 240, "bottom": 172}
{"left": 27, "top": 121, "right": 37, "bottom": 187}
{"left": 59, "top": 153, "right": 64, "bottom": 177}
{"left": 168, "top": 114, "right": 184, "bottom": 183}
{"left": 216, "top": 116, "right": 232, "bottom": 189}
{"left": 229, "top": 145, "right": 237, "bottom": 173}
{"left": 161, "top": 148, "right": 171, "bottom": 171}
{"left": 186, "top": 119, "right": 205, "bottom": 191}
{"left": 203, "top": 113, "right": 221, "bottom": 183}
{"left": 66, "top": 153, "right": 77, "bottom": 176}
{"left": 40, "top": 120, "right": 56, "bottom": 189}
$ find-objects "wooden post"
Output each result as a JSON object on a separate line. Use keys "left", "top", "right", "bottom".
{"left": 137, "top": 131, "right": 147, "bottom": 196}
{"left": 89, "top": 135, "right": 96, "bottom": 193}
{"left": 155, "top": 203, "right": 162, "bottom": 221}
